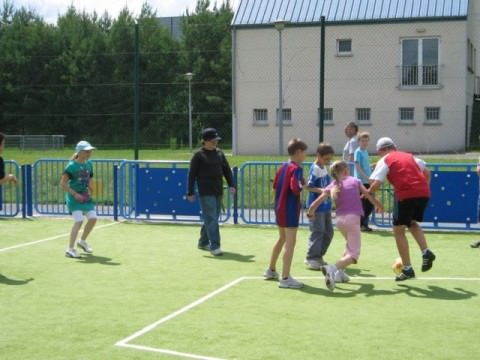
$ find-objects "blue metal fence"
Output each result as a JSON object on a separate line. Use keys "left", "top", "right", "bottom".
{"left": 2, "top": 159, "right": 480, "bottom": 231}
{"left": 0, "top": 160, "right": 21, "bottom": 217}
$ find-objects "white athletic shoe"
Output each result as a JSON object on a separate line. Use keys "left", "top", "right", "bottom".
{"left": 278, "top": 276, "right": 304, "bottom": 289}
{"left": 334, "top": 269, "right": 350, "bottom": 283}
{"left": 77, "top": 240, "right": 93, "bottom": 253}
{"left": 322, "top": 265, "right": 336, "bottom": 291}
{"left": 263, "top": 268, "right": 279, "bottom": 280}
{"left": 65, "top": 248, "right": 81, "bottom": 258}
{"left": 210, "top": 248, "right": 223, "bottom": 256}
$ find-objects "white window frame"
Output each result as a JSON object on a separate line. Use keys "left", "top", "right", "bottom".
{"left": 317, "top": 108, "right": 333, "bottom": 126}
{"left": 253, "top": 108, "right": 268, "bottom": 125}
{"left": 424, "top": 107, "right": 441, "bottom": 124}
{"left": 336, "top": 39, "right": 352, "bottom": 56}
{"left": 276, "top": 108, "right": 292, "bottom": 126}
{"left": 355, "top": 108, "right": 371, "bottom": 125}
{"left": 399, "top": 107, "right": 415, "bottom": 124}
{"left": 400, "top": 37, "right": 440, "bottom": 88}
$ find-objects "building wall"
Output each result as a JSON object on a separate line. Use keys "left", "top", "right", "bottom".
{"left": 233, "top": 20, "right": 468, "bottom": 155}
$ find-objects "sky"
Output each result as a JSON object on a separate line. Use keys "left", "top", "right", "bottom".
{"left": 11, "top": 0, "right": 237, "bottom": 23}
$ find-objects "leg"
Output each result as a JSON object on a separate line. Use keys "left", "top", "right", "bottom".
{"left": 335, "top": 215, "right": 361, "bottom": 270}
{"left": 199, "top": 196, "right": 221, "bottom": 250}
{"left": 282, "top": 227, "right": 298, "bottom": 279}
{"left": 320, "top": 212, "right": 334, "bottom": 257}
{"left": 81, "top": 211, "right": 97, "bottom": 241}
{"left": 393, "top": 225, "right": 411, "bottom": 266}
{"left": 269, "top": 227, "right": 285, "bottom": 271}
{"left": 69, "top": 221, "right": 83, "bottom": 249}
{"left": 408, "top": 221, "right": 427, "bottom": 251}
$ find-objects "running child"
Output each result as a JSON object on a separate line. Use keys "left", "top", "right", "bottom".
{"left": 307, "top": 160, "right": 383, "bottom": 291}
{"left": 264, "top": 138, "right": 308, "bottom": 289}
{"left": 60, "top": 141, "right": 97, "bottom": 258}
{"left": 304, "top": 143, "right": 334, "bottom": 270}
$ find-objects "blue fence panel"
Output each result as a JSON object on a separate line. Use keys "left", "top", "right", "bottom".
{"left": 0, "top": 160, "right": 21, "bottom": 217}
{"left": 32, "top": 159, "right": 124, "bottom": 216}
{"left": 117, "top": 160, "right": 232, "bottom": 222}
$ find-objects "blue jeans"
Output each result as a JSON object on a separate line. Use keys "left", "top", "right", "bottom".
{"left": 198, "top": 195, "right": 222, "bottom": 250}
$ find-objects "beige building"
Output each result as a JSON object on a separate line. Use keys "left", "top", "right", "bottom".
{"left": 231, "top": 0, "right": 480, "bottom": 155}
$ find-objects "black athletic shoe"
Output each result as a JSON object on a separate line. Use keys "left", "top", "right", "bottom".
{"left": 197, "top": 244, "right": 210, "bottom": 251}
{"left": 470, "top": 241, "right": 480, "bottom": 248}
{"left": 421, "top": 249, "right": 436, "bottom": 272}
{"left": 361, "top": 225, "right": 373, "bottom": 232}
{"left": 395, "top": 268, "right": 415, "bottom": 281}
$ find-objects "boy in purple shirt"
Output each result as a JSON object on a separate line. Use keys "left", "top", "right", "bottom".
{"left": 307, "top": 160, "right": 382, "bottom": 291}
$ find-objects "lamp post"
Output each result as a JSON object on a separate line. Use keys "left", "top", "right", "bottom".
{"left": 185, "top": 72, "right": 194, "bottom": 151}
{"left": 273, "top": 19, "right": 287, "bottom": 155}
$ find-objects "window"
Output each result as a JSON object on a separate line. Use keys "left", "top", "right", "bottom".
{"left": 318, "top": 108, "right": 333, "bottom": 125}
{"left": 276, "top": 108, "right": 292, "bottom": 125}
{"left": 401, "top": 38, "right": 439, "bottom": 86}
{"left": 425, "top": 107, "right": 440, "bottom": 123}
{"left": 399, "top": 107, "right": 415, "bottom": 123}
{"left": 355, "top": 108, "right": 371, "bottom": 124}
{"left": 253, "top": 109, "right": 268, "bottom": 124}
{"left": 337, "top": 39, "right": 352, "bottom": 55}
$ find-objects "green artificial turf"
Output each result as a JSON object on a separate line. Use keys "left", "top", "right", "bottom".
{"left": 1, "top": 218, "right": 479, "bottom": 359}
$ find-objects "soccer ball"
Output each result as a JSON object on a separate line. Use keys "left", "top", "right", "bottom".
{"left": 392, "top": 257, "right": 403, "bottom": 274}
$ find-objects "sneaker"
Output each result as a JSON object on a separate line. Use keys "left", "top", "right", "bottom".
{"left": 197, "top": 244, "right": 210, "bottom": 251}
{"left": 278, "top": 276, "right": 304, "bottom": 289}
{"left": 361, "top": 225, "right": 373, "bottom": 232}
{"left": 263, "top": 268, "right": 279, "bottom": 280}
{"left": 334, "top": 269, "right": 350, "bottom": 283}
{"left": 470, "top": 240, "right": 480, "bottom": 248}
{"left": 322, "top": 264, "right": 336, "bottom": 291}
{"left": 421, "top": 249, "right": 436, "bottom": 272}
{"left": 77, "top": 240, "right": 93, "bottom": 253}
{"left": 304, "top": 258, "right": 322, "bottom": 270}
{"left": 65, "top": 248, "right": 81, "bottom": 258}
{"left": 210, "top": 248, "right": 223, "bottom": 256}
{"left": 395, "top": 267, "right": 415, "bottom": 281}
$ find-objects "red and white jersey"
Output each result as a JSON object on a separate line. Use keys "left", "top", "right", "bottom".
{"left": 370, "top": 151, "right": 430, "bottom": 201}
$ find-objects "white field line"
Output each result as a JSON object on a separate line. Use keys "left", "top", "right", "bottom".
{"left": 117, "top": 343, "right": 226, "bottom": 360}
{"left": 116, "top": 276, "right": 247, "bottom": 346}
{"left": 116, "top": 275, "right": 480, "bottom": 359}
{"left": 0, "top": 222, "right": 119, "bottom": 253}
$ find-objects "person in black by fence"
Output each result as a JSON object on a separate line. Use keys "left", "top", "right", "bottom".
{"left": 0, "top": 133, "right": 17, "bottom": 187}
{"left": 187, "top": 128, "right": 236, "bottom": 256}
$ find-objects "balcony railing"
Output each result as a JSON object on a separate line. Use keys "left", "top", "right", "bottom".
{"left": 401, "top": 64, "right": 439, "bottom": 87}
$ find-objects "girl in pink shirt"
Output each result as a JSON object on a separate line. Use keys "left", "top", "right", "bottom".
{"left": 307, "top": 160, "right": 382, "bottom": 291}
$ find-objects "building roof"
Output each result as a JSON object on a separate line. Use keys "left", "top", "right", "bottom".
{"left": 232, "top": 0, "right": 469, "bottom": 27}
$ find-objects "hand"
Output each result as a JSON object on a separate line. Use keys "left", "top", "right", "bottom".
{"left": 74, "top": 192, "right": 90, "bottom": 203}
{"left": 187, "top": 194, "right": 196, "bottom": 202}
{"left": 8, "top": 174, "right": 17, "bottom": 185}
{"left": 375, "top": 203, "right": 384, "bottom": 213}
{"left": 306, "top": 210, "right": 315, "bottom": 220}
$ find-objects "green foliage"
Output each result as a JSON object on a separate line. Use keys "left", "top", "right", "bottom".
{"left": 0, "top": 0, "right": 234, "bottom": 147}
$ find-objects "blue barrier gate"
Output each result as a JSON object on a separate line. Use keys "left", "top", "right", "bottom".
{"left": 32, "top": 159, "right": 124, "bottom": 216}
{"left": 117, "top": 160, "right": 233, "bottom": 222}
{"left": 0, "top": 160, "right": 21, "bottom": 217}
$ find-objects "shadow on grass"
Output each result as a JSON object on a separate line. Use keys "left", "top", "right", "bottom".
{"left": 77, "top": 254, "right": 121, "bottom": 266}
{"left": 204, "top": 252, "right": 255, "bottom": 262}
{"left": 300, "top": 282, "right": 403, "bottom": 297}
{"left": 396, "top": 284, "right": 477, "bottom": 300}
{"left": 0, "top": 274, "right": 34, "bottom": 286}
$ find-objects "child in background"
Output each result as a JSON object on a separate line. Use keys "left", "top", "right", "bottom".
{"left": 60, "top": 141, "right": 97, "bottom": 258}
{"left": 264, "top": 138, "right": 308, "bottom": 289}
{"left": 307, "top": 160, "right": 383, "bottom": 291}
{"left": 0, "top": 132, "right": 17, "bottom": 186}
{"left": 354, "top": 132, "right": 374, "bottom": 231}
{"left": 304, "top": 143, "right": 334, "bottom": 270}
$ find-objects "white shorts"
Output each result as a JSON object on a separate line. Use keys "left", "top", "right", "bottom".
{"left": 72, "top": 210, "right": 97, "bottom": 222}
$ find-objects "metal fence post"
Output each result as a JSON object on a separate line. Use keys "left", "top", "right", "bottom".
{"left": 113, "top": 165, "right": 118, "bottom": 221}
{"left": 232, "top": 167, "right": 238, "bottom": 224}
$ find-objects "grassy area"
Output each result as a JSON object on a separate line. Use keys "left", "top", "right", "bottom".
{"left": 1, "top": 219, "right": 479, "bottom": 359}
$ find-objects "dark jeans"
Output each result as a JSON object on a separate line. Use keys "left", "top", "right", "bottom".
{"left": 198, "top": 195, "right": 222, "bottom": 250}
{"left": 361, "top": 183, "right": 374, "bottom": 227}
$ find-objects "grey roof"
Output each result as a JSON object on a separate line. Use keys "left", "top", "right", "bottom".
{"left": 232, "top": 0, "right": 469, "bottom": 27}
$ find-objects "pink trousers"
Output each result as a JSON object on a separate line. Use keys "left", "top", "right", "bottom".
{"left": 336, "top": 214, "right": 361, "bottom": 263}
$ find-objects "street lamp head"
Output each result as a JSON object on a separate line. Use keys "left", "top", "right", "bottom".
{"left": 185, "top": 72, "right": 194, "bottom": 81}
{"left": 273, "top": 19, "right": 287, "bottom": 31}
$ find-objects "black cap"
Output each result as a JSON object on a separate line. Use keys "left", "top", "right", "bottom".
{"left": 202, "top": 128, "right": 221, "bottom": 141}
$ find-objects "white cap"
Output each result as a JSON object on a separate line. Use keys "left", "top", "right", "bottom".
{"left": 75, "top": 140, "right": 96, "bottom": 153}
{"left": 376, "top": 137, "right": 396, "bottom": 151}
